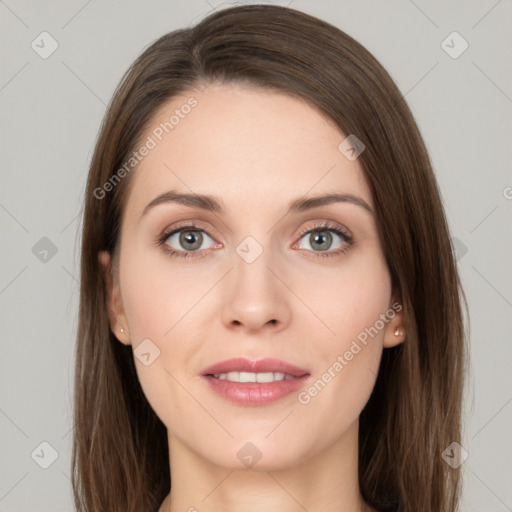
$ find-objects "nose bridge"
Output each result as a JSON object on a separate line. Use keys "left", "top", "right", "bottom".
{"left": 220, "top": 233, "right": 291, "bottom": 331}
{"left": 233, "top": 233, "right": 278, "bottom": 298}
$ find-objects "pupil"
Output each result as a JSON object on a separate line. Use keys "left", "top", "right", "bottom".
{"left": 311, "top": 231, "right": 332, "bottom": 251}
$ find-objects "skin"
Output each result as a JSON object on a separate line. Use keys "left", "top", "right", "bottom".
{"left": 100, "top": 83, "right": 405, "bottom": 512}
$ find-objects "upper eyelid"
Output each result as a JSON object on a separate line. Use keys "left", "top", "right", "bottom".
{"left": 161, "top": 220, "right": 213, "bottom": 237}
{"left": 298, "top": 221, "right": 351, "bottom": 237}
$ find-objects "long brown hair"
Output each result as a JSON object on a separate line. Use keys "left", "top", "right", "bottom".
{"left": 72, "top": 4, "right": 468, "bottom": 511}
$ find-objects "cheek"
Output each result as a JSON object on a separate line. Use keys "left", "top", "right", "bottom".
{"left": 295, "top": 255, "right": 391, "bottom": 432}
{"left": 119, "top": 246, "right": 193, "bottom": 342}
{"left": 118, "top": 247, "right": 210, "bottom": 411}
{"left": 118, "top": 252, "right": 197, "bottom": 428}
{"left": 301, "top": 246, "right": 391, "bottom": 352}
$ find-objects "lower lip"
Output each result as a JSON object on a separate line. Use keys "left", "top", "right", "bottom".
{"left": 202, "top": 375, "right": 309, "bottom": 406}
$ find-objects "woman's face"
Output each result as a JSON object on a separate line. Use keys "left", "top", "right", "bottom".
{"left": 103, "top": 82, "right": 404, "bottom": 470}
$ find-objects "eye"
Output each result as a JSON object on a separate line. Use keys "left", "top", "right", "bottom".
{"left": 158, "top": 224, "right": 218, "bottom": 259}
{"left": 157, "top": 221, "right": 353, "bottom": 260}
{"left": 294, "top": 222, "right": 353, "bottom": 257}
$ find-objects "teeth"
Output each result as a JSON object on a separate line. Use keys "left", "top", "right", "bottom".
{"left": 212, "top": 371, "right": 295, "bottom": 382}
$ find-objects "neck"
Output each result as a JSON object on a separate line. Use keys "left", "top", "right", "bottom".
{"left": 159, "top": 420, "right": 373, "bottom": 512}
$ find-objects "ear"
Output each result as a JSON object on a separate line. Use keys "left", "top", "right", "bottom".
{"left": 382, "top": 293, "right": 406, "bottom": 348}
{"left": 98, "top": 250, "right": 131, "bottom": 345}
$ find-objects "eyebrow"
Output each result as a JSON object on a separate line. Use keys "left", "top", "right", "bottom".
{"left": 140, "top": 190, "right": 373, "bottom": 219}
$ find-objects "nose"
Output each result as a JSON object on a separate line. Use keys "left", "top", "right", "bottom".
{"left": 220, "top": 246, "right": 291, "bottom": 334}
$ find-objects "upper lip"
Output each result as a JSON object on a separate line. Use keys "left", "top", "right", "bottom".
{"left": 202, "top": 357, "right": 310, "bottom": 377}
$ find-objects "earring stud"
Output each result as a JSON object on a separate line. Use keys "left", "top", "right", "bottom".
{"left": 394, "top": 328, "right": 401, "bottom": 336}
{"left": 120, "top": 328, "right": 125, "bottom": 333}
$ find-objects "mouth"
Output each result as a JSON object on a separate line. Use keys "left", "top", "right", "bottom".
{"left": 208, "top": 371, "right": 298, "bottom": 382}
{"left": 201, "top": 357, "right": 310, "bottom": 406}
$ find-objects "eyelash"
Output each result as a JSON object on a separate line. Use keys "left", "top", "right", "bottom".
{"left": 156, "top": 221, "right": 353, "bottom": 260}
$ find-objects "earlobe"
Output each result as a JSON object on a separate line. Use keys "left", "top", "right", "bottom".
{"left": 383, "top": 296, "right": 406, "bottom": 348}
{"left": 98, "top": 250, "right": 131, "bottom": 345}
{"left": 383, "top": 319, "right": 405, "bottom": 348}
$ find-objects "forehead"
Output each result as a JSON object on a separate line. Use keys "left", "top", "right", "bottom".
{"left": 124, "top": 83, "right": 371, "bottom": 218}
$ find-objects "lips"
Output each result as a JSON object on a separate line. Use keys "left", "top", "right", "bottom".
{"left": 201, "top": 358, "right": 311, "bottom": 405}
{"left": 202, "top": 357, "right": 310, "bottom": 378}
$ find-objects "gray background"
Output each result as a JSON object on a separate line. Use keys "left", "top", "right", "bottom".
{"left": 1, "top": 0, "right": 511, "bottom": 510}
